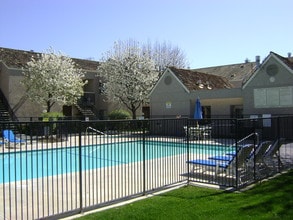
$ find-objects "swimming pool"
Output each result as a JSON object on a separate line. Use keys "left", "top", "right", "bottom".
{"left": 0, "top": 141, "right": 227, "bottom": 183}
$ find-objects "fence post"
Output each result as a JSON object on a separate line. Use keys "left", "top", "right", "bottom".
{"left": 253, "top": 132, "right": 258, "bottom": 181}
{"left": 277, "top": 117, "right": 281, "bottom": 172}
{"left": 142, "top": 121, "right": 146, "bottom": 195}
{"left": 235, "top": 118, "right": 239, "bottom": 189}
{"left": 78, "top": 121, "right": 83, "bottom": 213}
{"left": 186, "top": 119, "right": 190, "bottom": 183}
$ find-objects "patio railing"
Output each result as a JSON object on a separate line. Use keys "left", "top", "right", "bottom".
{"left": 0, "top": 116, "right": 292, "bottom": 219}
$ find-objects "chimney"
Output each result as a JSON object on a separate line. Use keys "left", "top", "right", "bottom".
{"left": 255, "top": 55, "right": 260, "bottom": 68}
{"left": 288, "top": 52, "right": 292, "bottom": 58}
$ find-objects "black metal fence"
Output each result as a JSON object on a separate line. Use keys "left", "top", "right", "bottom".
{"left": 0, "top": 116, "right": 292, "bottom": 219}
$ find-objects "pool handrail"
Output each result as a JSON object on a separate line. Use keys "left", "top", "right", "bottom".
{"left": 86, "top": 126, "right": 106, "bottom": 135}
{"left": 229, "top": 132, "right": 259, "bottom": 148}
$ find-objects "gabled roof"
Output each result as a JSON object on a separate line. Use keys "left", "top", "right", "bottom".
{"left": 0, "top": 47, "right": 99, "bottom": 71}
{"left": 193, "top": 61, "right": 256, "bottom": 88}
{"left": 169, "top": 67, "right": 233, "bottom": 91}
{"left": 270, "top": 51, "right": 293, "bottom": 70}
{"left": 242, "top": 51, "right": 293, "bottom": 89}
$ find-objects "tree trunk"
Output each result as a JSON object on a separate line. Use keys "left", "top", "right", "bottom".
{"left": 131, "top": 107, "right": 136, "bottom": 119}
{"left": 46, "top": 93, "right": 55, "bottom": 113}
{"left": 47, "top": 100, "right": 51, "bottom": 113}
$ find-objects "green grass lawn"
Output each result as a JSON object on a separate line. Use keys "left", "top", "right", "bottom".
{"left": 76, "top": 170, "right": 293, "bottom": 220}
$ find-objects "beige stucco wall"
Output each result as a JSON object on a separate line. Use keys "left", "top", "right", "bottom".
{"left": 0, "top": 63, "right": 123, "bottom": 119}
{"left": 243, "top": 56, "right": 293, "bottom": 116}
{"left": 0, "top": 64, "right": 45, "bottom": 118}
{"left": 150, "top": 70, "right": 190, "bottom": 118}
{"left": 8, "top": 69, "right": 62, "bottom": 118}
{"left": 0, "top": 63, "right": 10, "bottom": 99}
{"left": 201, "top": 98, "right": 243, "bottom": 117}
{"left": 0, "top": 65, "right": 91, "bottom": 119}
{"left": 150, "top": 55, "right": 293, "bottom": 119}
{"left": 150, "top": 69, "right": 243, "bottom": 118}
{"left": 191, "top": 89, "right": 243, "bottom": 117}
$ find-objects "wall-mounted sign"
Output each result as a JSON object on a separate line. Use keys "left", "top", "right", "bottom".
{"left": 262, "top": 114, "right": 271, "bottom": 127}
{"left": 165, "top": 101, "right": 172, "bottom": 109}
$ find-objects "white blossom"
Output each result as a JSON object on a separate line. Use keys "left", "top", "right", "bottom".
{"left": 97, "top": 43, "right": 159, "bottom": 119}
{"left": 22, "top": 48, "right": 87, "bottom": 112}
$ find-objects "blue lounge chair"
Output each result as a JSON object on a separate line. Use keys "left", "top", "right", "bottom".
{"left": 187, "top": 144, "right": 254, "bottom": 177}
{"left": 209, "top": 142, "right": 272, "bottom": 163}
{"left": 247, "top": 141, "right": 272, "bottom": 166}
{"left": 263, "top": 138, "right": 285, "bottom": 169}
{"left": 209, "top": 141, "right": 272, "bottom": 177}
{"left": 2, "top": 129, "right": 26, "bottom": 145}
{"left": 224, "top": 144, "right": 252, "bottom": 157}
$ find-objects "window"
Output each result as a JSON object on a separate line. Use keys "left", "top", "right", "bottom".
{"left": 202, "top": 106, "right": 211, "bottom": 119}
{"left": 231, "top": 105, "right": 243, "bottom": 118}
{"left": 254, "top": 86, "right": 293, "bottom": 108}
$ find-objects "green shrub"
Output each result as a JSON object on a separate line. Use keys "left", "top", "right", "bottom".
{"left": 108, "top": 110, "right": 131, "bottom": 120}
{"left": 41, "top": 112, "right": 64, "bottom": 136}
{"left": 41, "top": 112, "right": 64, "bottom": 121}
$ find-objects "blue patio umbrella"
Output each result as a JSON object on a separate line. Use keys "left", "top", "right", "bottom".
{"left": 194, "top": 98, "right": 203, "bottom": 120}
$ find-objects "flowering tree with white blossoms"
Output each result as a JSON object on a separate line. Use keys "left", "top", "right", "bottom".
{"left": 98, "top": 42, "right": 159, "bottom": 119}
{"left": 22, "top": 48, "right": 87, "bottom": 113}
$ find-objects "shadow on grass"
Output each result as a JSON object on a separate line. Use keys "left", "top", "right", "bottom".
{"left": 238, "top": 171, "right": 293, "bottom": 217}
{"left": 163, "top": 170, "right": 293, "bottom": 218}
{"left": 77, "top": 170, "right": 293, "bottom": 220}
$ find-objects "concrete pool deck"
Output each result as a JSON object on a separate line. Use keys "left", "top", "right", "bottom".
{"left": 0, "top": 131, "right": 234, "bottom": 151}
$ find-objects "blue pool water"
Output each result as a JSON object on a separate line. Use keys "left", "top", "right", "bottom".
{"left": 0, "top": 141, "right": 227, "bottom": 183}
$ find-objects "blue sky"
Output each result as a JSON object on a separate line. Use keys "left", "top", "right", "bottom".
{"left": 1, "top": 0, "right": 292, "bottom": 68}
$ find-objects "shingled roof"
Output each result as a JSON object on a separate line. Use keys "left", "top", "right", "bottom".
{"left": 169, "top": 66, "right": 233, "bottom": 91}
{"left": 0, "top": 47, "right": 99, "bottom": 71}
{"left": 270, "top": 51, "right": 293, "bottom": 70}
{"left": 193, "top": 61, "right": 256, "bottom": 88}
